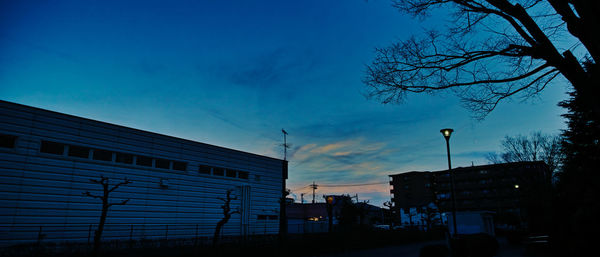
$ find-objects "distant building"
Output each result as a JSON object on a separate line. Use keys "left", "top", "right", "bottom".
{"left": 389, "top": 162, "right": 552, "bottom": 231}
{"left": 286, "top": 195, "right": 386, "bottom": 233}
{"left": 287, "top": 203, "right": 331, "bottom": 234}
{"left": 0, "top": 100, "right": 287, "bottom": 247}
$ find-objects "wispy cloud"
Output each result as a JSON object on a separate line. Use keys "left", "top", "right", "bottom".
{"left": 216, "top": 46, "right": 320, "bottom": 90}
{"left": 290, "top": 138, "right": 394, "bottom": 178}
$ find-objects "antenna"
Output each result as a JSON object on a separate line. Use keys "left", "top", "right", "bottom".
{"left": 282, "top": 129, "right": 289, "bottom": 160}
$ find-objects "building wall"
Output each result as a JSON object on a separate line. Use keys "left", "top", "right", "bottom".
{"left": 389, "top": 171, "right": 436, "bottom": 225}
{"left": 390, "top": 171, "right": 434, "bottom": 209}
{"left": 389, "top": 162, "right": 552, "bottom": 230}
{"left": 434, "top": 162, "right": 551, "bottom": 214}
{"left": 0, "top": 101, "right": 285, "bottom": 246}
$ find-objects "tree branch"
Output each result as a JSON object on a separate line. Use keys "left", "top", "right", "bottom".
{"left": 107, "top": 199, "right": 130, "bottom": 208}
{"left": 83, "top": 191, "right": 103, "bottom": 200}
{"left": 108, "top": 178, "right": 131, "bottom": 193}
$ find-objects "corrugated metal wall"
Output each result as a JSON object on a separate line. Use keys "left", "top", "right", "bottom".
{"left": 0, "top": 100, "right": 285, "bottom": 246}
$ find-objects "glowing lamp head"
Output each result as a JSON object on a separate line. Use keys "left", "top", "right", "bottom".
{"left": 440, "top": 128, "right": 454, "bottom": 140}
{"left": 514, "top": 184, "right": 520, "bottom": 189}
{"left": 326, "top": 196, "right": 334, "bottom": 204}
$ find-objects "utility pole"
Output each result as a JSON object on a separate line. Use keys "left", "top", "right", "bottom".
{"left": 310, "top": 182, "right": 318, "bottom": 204}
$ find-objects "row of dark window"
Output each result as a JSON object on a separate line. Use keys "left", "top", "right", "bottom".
{"left": 198, "top": 164, "right": 249, "bottom": 180}
{"left": 3, "top": 134, "right": 253, "bottom": 180}
{"left": 0, "top": 134, "right": 17, "bottom": 149}
{"left": 39, "top": 140, "right": 251, "bottom": 180}
{"left": 257, "top": 215, "right": 279, "bottom": 220}
{"left": 40, "top": 140, "right": 188, "bottom": 171}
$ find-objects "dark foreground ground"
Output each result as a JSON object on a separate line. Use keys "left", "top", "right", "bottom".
{"left": 317, "top": 237, "right": 541, "bottom": 257}
{"left": 0, "top": 230, "right": 550, "bottom": 257}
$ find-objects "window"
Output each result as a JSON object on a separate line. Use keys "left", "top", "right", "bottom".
{"left": 172, "top": 161, "right": 187, "bottom": 171}
{"left": 68, "top": 145, "right": 91, "bottom": 158}
{"left": 155, "top": 159, "right": 170, "bottom": 169}
{"left": 40, "top": 141, "right": 65, "bottom": 155}
{"left": 116, "top": 153, "right": 133, "bottom": 164}
{"left": 213, "top": 167, "right": 225, "bottom": 176}
{"left": 238, "top": 171, "right": 249, "bottom": 179}
{"left": 257, "top": 215, "right": 278, "bottom": 220}
{"left": 92, "top": 149, "right": 113, "bottom": 161}
{"left": 0, "top": 134, "right": 17, "bottom": 148}
{"left": 226, "top": 169, "right": 236, "bottom": 178}
{"left": 136, "top": 155, "right": 153, "bottom": 167}
{"left": 198, "top": 164, "right": 211, "bottom": 175}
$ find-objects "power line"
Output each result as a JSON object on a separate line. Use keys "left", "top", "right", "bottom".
{"left": 291, "top": 185, "right": 312, "bottom": 191}
{"left": 292, "top": 181, "right": 389, "bottom": 191}
{"left": 319, "top": 182, "right": 389, "bottom": 187}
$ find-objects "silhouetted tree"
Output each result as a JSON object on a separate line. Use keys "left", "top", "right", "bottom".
{"left": 383, "top": 201, "right": 394, "bottom": 226}
{"left": 553, "top": 70, "right": 600, "bottom": 256}
{"left": 364, "top": 2, "right": 599, "bottom": 254}
{"left": 335, "top": 195, "right": 362, "bottom": 228}
{"left": 213, "top": 189, "right": 240, "bottom": 246}
{"left": 83, "top": 176, "right": 131, "bottom": 254}
{"left": 423, "top": 205, "right": 442, "bottom": 231}
{"left": 365, "top": 0, "right": 600, "bottom": 120}
{"left": 486, "top": 131, "right": 563, "bottom": 173}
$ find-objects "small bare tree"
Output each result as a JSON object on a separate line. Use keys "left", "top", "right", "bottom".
{"left": 83, "top": 176, "right": 131, "bottom": 253}
{"left": 213, "top": 189, "right": 240, "bottom": 246}
{"left": 487, "top": 131, "right": 563, "bottom": 172}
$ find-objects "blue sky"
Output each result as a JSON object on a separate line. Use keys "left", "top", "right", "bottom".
{"left": 0, "top": 0, "right": 568, "bottom": 207}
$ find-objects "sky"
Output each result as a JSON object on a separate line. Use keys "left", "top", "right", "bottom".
{"left": 0, "top": 0, "right": 569, "bottom": 207}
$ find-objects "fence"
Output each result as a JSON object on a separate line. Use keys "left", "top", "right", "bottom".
{"left": 0, "top": 223, "right": 279, "bottom": 248}
{"left": 287, "top": 221, "right": 328, "bottom": 234}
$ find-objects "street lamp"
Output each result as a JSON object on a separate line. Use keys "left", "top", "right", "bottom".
{"left": 440, "top": 128, "right": 458, "bottom": 237}
{"left": 325, "top": 195, "right": 334, "bottom": 233}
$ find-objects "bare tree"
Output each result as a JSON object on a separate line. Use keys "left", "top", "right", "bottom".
{"left": 383, "top": 201, "right": 395, "bottom": 226}
{"left": 423, "top": 205, "right": 442, "bottom": 231}
{"left": 83, "top": 176, "right": 131, "bottom": 253}
{"left": 365, "top": 0, "right": 600, "bottom": 119}
{"left": 213, "top": 189, "right": 240, "bottom": 246}
{"left": 487, "top": 131, "right": 563, "bottom": 172}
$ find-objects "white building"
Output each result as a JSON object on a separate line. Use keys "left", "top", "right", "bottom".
{"left": 0, "top": 100, "right": 287, "bottom": 246}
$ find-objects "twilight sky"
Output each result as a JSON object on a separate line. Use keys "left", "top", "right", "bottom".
{"left": 0, "top": 0, "right": 568, "bottom": 207}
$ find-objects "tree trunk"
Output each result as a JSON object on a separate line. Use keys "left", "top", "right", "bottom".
{"left": 93, "top": 204, "right": 108, "bottom": 254}
{"left": 213, "top": 216, "right": 229, "bottom": 246}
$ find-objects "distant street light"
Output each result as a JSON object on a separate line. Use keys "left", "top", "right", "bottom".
{"left": 325, "top": 195, "right": 334, "bottom": 233}
{"left": 440, "top": 128, "right": 458, "bottom": 237}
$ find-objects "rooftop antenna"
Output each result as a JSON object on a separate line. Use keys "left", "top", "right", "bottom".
{"left": 282, "top": 129, "right": 289, "bottom": 161}
{"left": 310, "top": 181, "right": 318, "bottom": 204}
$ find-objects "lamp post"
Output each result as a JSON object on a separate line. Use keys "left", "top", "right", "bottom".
{"left": 441, "top": 128, "right": 458, "bottom": 237}
{"left": 325, "top": 195, "right": 334, "bottom": 233}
